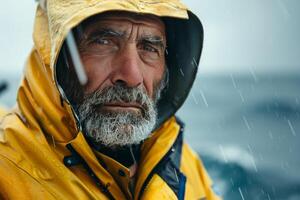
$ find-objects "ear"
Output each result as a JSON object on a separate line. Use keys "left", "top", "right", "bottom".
{"left": 36, "top": 0, "right": 47, "bottom": 11}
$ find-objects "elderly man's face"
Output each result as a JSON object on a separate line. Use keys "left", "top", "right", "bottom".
{"left": 79, "top": 12, "right": 166, "bottom": 98}
{"left": 74, "top": 12, "right": 166, "bottom": 148}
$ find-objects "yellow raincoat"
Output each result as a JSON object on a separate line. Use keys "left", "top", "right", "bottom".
{"left": 0, "top": 0, "right": 221, "bottom": 199}
{"left": 0, "top": 107, "right": 6, "bottom": 118}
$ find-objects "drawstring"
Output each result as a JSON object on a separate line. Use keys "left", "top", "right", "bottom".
{"left": 129, "top": 145, "right": 137, "bottom": 165}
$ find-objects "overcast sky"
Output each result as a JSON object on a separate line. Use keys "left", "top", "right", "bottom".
{"left": 0, "top": 0, "right": 299, "bottom": 75}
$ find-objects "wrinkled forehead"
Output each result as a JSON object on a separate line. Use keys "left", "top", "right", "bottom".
{"left": 78, "top": 11, "right": 166, "bottom": 38}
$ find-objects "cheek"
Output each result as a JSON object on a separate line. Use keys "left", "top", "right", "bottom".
{"left": 143, "top": 62, "right": 165, "bottom": 98}
{"left": 81, "top": 56, "right": 112, "bottom": 93}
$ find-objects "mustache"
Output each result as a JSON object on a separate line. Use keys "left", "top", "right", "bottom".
{"left": 85, "top": 84, "right": 150, "bottom": 107}
{"left": 77, "top": 83, "right": 154, "bottom": 121}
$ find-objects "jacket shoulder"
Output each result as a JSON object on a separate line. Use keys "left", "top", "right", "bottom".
{"left": 0, "top": 114, "right": 61, "bottom": 199}
{"left": 180, "top": 142, "right": 221, "bottom": 200}
{"left": 0, "top": 154, "right": 55, "bottom": 199}
{"left": 0, "top": 113, "right": 52, "bottom": 174}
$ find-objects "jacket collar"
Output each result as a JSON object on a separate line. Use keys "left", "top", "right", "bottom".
{"left": 64, "top": 116, "right": 181, "bottom": 199}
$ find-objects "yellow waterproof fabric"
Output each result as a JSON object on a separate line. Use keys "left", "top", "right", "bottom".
{"left": 0, "top": 106, "right": 6, "bottom": 118}
{"left": 0, "top": 0, "right": 221, "bottom": 199}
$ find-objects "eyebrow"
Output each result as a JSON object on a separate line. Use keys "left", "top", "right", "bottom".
{"left": 84, "top": 27, "right": 166, "bottom": 49}
{"left": 139, "top": 35, "right": 166, "bottom": 49}
{"left": 87, "top": 28, "right": 125, "bottom": 39}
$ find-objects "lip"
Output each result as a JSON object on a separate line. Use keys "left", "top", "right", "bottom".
{"left": 101, "top": 102, "right": 143, "bottom": 111}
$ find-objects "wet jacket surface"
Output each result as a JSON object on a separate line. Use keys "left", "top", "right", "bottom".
{"left": 0, "top": 0, "right": 221, "bottom": 199}
{"left": 0, "top": 107, "right": 6, "bottom": 118}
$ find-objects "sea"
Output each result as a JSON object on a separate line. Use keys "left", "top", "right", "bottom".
{"left": 1, "top": 72, "right": 300, "bottom": 200}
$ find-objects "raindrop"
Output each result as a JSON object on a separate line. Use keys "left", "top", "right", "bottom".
{"left": 200, "top": 90, "right": 208, "bottom": 107}
{"left": 247, "top": 144, "right": 258, "bottom": 172}
{"left": 191, "top": 92, "right": 198, "bottom": 105}
{"left": 287, "top": 120, "right": 296, "bottom": 136}
{"left": 230, "top": 74, "right": 237, "bottom": 89}
{"left": 192, "top": 57, "right": 198, "bottom": 67}
{"left": 179, "top": 68, "right": 184, "bottom": 77}
{"left": 238, "top": 90, "right": 245, "bottom": 103}
{"left": 251, "top": 156, "right": 258, "bottom": 172}
{"left": 219, "top": 145, "right": 228, "bottom": 163}
{"left": 250, "top": 67, "right": 258, "bottom": 83}
{"left": 243, "top": 116, "right": 251, "bottom": 131}
{"left": 66, "top": 32, "right": 88, "bottom": 85}
{"left": 238, "top": 187, "right": 245, "bottom": 200}
{"left": 174, "top": 168, "right": 179, "bottom": 182}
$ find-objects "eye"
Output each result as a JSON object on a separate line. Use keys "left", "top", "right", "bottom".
{"left": 141, "top": 43, "right": 159, "bottom": 53}
{"left": 146, "top": 45, "right": 157, "bottom": 52}
{"left": 79, "top": 35, "right": 119, "bottom": 56}
{"left": 138, "top": 43, "right": 163, "bottom": 62}
{"left": 93, "top": 38, "right": 111, "bottom": 45}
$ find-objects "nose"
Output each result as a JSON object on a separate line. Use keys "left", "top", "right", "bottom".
{"left": 110, "top": 45, "right": 143, "bottom": 87}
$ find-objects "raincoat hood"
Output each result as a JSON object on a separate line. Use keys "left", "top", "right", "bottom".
{"left": 18, "top": 0, "right": 203, "bottom": 142}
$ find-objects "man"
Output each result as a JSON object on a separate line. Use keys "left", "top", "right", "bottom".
{"left": 0, "top": 0, "right": 221, "bottom": 199}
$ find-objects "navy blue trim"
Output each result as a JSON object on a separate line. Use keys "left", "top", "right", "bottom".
{"left": 178, "top": 173, "right": 187, "bottom": 200}
{"left": 156, "top": 126, "right": 184, "bottom": 198}
{"left": 139, "top": 116, "right": 186, "bottom": 199}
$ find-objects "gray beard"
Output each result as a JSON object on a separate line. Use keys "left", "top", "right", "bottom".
{"left": 77, "top": 83, "right": 161, "bottom": 148}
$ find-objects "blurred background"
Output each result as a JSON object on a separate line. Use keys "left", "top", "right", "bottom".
{"left": 0, "top": 1, "right": 300, "bottom": 199}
